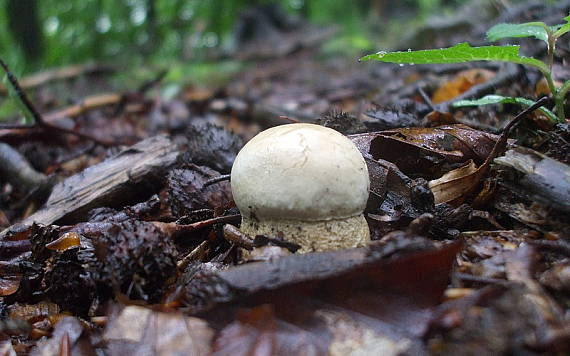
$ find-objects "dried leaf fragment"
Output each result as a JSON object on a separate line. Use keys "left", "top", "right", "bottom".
{"left": 428, "top": 160, "right": 478, "bottom": 204}
{"left": 45, "top": 232, "right": 81, "bottom": 252}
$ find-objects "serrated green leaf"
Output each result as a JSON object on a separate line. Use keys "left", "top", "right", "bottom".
{"left": 452, "top": 95, "right": 558, "bottom": 122}
{"left": 486, "top": 22, "right": 549, "bottom": 43}
{"left": 359, "top": 43, "right": 548, "bottom": 73}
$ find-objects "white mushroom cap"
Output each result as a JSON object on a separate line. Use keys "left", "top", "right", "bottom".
{"left": 231, "top": 123, "right": 370, "bottom": 253}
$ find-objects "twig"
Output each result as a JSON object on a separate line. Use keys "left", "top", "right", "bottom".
{"left": 418, "top": 86, "right": 436, "bottom": 111}
{"left": 177, "top": 240, "right": 208, "bottom": 271}
{"left": 222, "top": 224, "right": 254, "bottom": 250}
{"left": 278, "top": 115, "right": 300, "bottom": 123}
{"left": 137, "top": 69, "right": 168, "bottom": 94}
{"left": 203, "top": 174, "right": 231, "bottom": 187}
{"left": 43, "top": 93, "right": 122, "bottom": 122}
{"left": 0, "top": 58, "right": 114, "bottom": 147}
{"left": 484, "top": 96, "right": 549, "bottom": 167}
{"left": 152, "top": 214, "right": 241, "bottom": 237}
{"left": 0, "top": 58, "right": 45, "bottom": 125}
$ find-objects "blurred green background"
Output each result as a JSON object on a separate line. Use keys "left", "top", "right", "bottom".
{"left": 0, "top": 0, "right": 468, "bottom": 74}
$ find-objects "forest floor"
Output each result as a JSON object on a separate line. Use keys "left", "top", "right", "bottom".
{"left": 1, "top": 1, "right": 570, "bottom": 355}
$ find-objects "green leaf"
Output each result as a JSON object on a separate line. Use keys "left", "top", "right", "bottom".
{"left": 486, "top": 22, "right": 549, "bottom": 43}
{"left": 452, "top": 95, "right": 559, "bottom": 122}
{"left": 359, "top": 43, "right": 548, "bottom": 73}
{"left": 553, "top": 14, "right": 570, "bottom": 38}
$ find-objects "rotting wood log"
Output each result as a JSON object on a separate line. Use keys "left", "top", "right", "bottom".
{"left": 0, "top": 135, "right": 180, "bottom": 238}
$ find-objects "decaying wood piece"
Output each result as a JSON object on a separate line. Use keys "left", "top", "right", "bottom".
{"left": 0, "top": 135, "right": 180, "bottom": 238}
{"left": 0, "top": 142, "right": 48, "bottom": 192}
{"left": 494, "top": 146, "right": 570, "bottom": 213}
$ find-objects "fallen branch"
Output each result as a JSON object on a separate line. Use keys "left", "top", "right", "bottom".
{"left": 0, "top": 135, "right": 180, "bottom": 239}
{"left": 0, "top": 142, "right": 48, "bottom": 192}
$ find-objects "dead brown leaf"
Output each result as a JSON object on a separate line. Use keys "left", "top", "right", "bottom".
{"left": 428, "top": 160, "right": 478, "bottom": 205}
{"left": 188, "top": 241, "right": 462, "bottom": 355}
{"left": 432, "top": 69, "right": 495, "bottom": 104}
{"left": 103, "top": 305, "right": 213, "bottom": 356}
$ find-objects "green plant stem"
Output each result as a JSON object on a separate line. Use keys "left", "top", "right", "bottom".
{"left": 536, "top": 67, "right": 562, "bottom": 121}
{"left": 541, "top": 28, "right": 567, "bottom": 122}
{"left": 547, "top": 32, "right": 556, "bottom": 71}
{"left": 555, "top": 80, "right": 570, "bottom": 121}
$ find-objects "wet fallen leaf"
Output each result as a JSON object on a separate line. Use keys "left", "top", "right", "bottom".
{"left": 351, "top": 125, "right": 499, "bottom": 181}
{"left": 187, "top": 240, "right": 462, "bottom": 355}
{"left": 432, "top": 69, "right": 495, "bottom": 104}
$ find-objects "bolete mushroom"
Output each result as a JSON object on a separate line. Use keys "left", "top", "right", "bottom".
{"left": 231, "top": 123, "right": 370, "bottom": 253}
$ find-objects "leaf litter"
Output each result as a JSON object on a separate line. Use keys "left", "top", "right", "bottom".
{"left": 1, "top": 1, "right": 570, "bottom": 355}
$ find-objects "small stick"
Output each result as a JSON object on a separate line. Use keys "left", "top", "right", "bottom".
{"left": 137, "top": 69, "right": 168, "bottom": 94}
{"left": 482, "top": 96, "right": 549, "bottom": 168}
{"left": 222, "top": 224, "right": 254, "bottom": 250}
{"left": 203, "top": 174, "right": 231, "bottom": 187}
{"left": 0, "top": 58, "right": 114, "bottom": 147}
{"left": 278, "top": 115, "right": 300, "bottom": 123}
{"left": 418, "top": 86, "right": 436, "bottom": 111}
{"left": 152, "top": 214, "right": 241, "bottom": 237}
{"left": 177, "top": 240, "right": 208, "bottom": 271}
{"left": 59, "top": 332, "right": 71, "bottom": 356}
{"left": 0, "top": 59, "right": 45, "bottom": 125}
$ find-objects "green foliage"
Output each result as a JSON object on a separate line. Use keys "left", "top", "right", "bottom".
{"left": 486, "top": 22, "right": 549, "bottom": 42}
{"left": 0, "top": 0, "right": 476, "bottom": 74}
{"left": 0, "top": 0, "right": 373, "bottom": 71}
{"left": 361, "top": 13, "right": 570, "bottom": 123}
{"left": 553, "top": 15, "right": 570, "bottom": 37}
{"left": 359, "top": 43, "right": 547, "bottom": 72}
{"left": 453, "top": 95, "right": 558, "bottom": 122}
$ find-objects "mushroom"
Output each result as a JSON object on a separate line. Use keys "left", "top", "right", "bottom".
{"left": 231, "top": 123, "right": 370, "bottom": 253}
